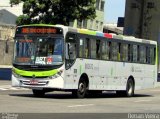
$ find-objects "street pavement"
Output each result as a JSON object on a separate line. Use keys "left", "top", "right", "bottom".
{"left": 0, "top": 80, "right": 29, "bottom": 91}
{"left": 0, "top": 80, "right": 160, "bottom": 119}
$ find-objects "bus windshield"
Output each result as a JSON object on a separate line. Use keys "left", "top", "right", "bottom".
{"left": 13, "top": 36, "right": 64, "bottom": 66}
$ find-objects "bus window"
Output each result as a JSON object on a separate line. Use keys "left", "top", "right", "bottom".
{"left": 139, "top": 45, "right": 146, "bottom": 63}
{"left": 120, "top": 43, "right": 128, "bottom": 62}
{"left": 96, "top": 40, "right": 100, "bottom": 59}
{"left": 137, "top": 45, "right": 140, "bottom": 62}
{"left": 128, "top": 44, "right": 133, "bottom": 62}
{"left": 79, "top": 37, "right": 90, "bottom": 58}
{"left": 118, "top": 43, "right": 121, "bottom": 61}
{"left": 101, "top": 40, "right": 109, "bottom": 60}
{"left": 66, "top": 33, "right": 77, "bottom": 60}
{"left": 111, "top": 42, "right": 118, "bottom": 61}
{"left": 91, "top": 39, "right": 96, "bottom": 59}
{"left": 133, "top": 45, "right": 138, "bottom": 62}
{"left": 146, "top": 47, "right": 150, "bottom": 64}
{"left": 150, "top": 47, "right": 156, "bottom": 65}
{"left": 108, "top": 42, "right": 111, "bottom": 60}
{"left": 79, "top": 38, "right": 84, "bottom": 58}
{"left": 85, "top": 38, "right": 90, "bottom": 58}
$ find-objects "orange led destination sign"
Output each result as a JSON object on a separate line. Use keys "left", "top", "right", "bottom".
{"left": 22, "top": 28, "right": 57, "bottom": 34}
{"left": 16, "top": 26, "right": 63, "bottom": 35}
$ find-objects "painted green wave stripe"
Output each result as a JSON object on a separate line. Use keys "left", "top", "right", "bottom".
{"left": 13, "top": 67, "right": 58, "bottom": 77}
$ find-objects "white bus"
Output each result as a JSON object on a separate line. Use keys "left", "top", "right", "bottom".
{"left": 12, "top": 24, "right": 158, "bottom": 98}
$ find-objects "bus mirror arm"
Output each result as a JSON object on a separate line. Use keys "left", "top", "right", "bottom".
{"left": 68, "top": 43, "right": 71, "bottom": 59}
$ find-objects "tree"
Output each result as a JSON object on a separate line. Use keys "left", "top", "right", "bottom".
{"left": 10, "top": 0, "right": 96, "bottom": 26}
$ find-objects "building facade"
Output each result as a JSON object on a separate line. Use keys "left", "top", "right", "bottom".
{"left": 124, "top": 0, "right": 160, "bottom": 42}
{"left": 124, "top": 0, "right": 160, "bottom": 70}
{"left": 70, "top": 0, "right": 105, "bottom": 31}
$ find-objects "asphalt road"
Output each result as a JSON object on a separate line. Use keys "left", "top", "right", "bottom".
{"left": 0, "top": 81, "right": 160, "bottom": 119}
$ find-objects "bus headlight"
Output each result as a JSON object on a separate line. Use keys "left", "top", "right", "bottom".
{"left": 48, "top": 70, "right": 63, "bottom": 79}
{"left": 12, "top": 71, "right": 20, "bottom": 78}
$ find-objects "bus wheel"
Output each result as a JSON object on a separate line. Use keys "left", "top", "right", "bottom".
{"left": 72, "top": 80, "right": 87, "bottom": 98}
{"left": 126, "top": 78, "right": 134, "bottom": 97}
{"left": 116, "top": 78, "right": 134, "bottom": 97}
{"left": 32, "top": 89, "right": 45, "bottom": 97}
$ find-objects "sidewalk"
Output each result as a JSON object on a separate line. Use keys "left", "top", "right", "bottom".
{"left": 0, "top": 80, "right": 11, "bottom": 85}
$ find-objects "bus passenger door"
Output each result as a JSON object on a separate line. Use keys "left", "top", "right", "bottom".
{"left": 65, "top": 33, "right": 78, "bottom": 89}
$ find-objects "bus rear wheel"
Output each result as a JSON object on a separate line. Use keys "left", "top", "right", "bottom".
{"left": 72, "top": 80, "right": 88, "bottom": 98}
{"left": 32, "top": 89, "right": 45, "bottom": 97}
{"left": 116, "top": 78, "right": 134, "bottom": 97}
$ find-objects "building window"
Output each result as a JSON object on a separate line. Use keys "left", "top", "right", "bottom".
{"left": 131, "top": 3, "right": 138, "bottom": 8}
{"left": 147, "top": 2, "right": 155, "bottom": 9}
{"left": 96, "top": 21, "right": 99, "bottom": 30}
{"left": 77, "top": 21, "right": 82, "bottom": 28}
{"left": 90, "top": 20, "right": 93, "bottom": 30}
{"left": 100, "top": 22, "right": 103, "bottom": 31}
{"left": 100, "top": 1, "right": 105, "bottom": 11}
{"left": 82, "top": 20, "right": 87, "bottom": 29}
{"left": 96, "top": 0, "right": 100, "bottom": 10}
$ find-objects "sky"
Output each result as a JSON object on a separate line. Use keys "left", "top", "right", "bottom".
{"left": 104, "top": 0, "right": 126, "bottom": 23}
{"left": 0, "top": 0, "right": 126, "bottom": 24}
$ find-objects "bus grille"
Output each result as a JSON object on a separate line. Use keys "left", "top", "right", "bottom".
{"left": 21, "top": 80, "right": 48, "bottom": 86}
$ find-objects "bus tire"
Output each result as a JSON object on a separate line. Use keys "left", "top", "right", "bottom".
{"left": 126, "top": 78, "right": 134, "bottom": 97}
{"left": 72, "top": 80, "right": 88, "bottom": 98}
{"left": 32, "top": 89, "right": 45, "bottom": 97}
{"left": 116, "top": 78, "right": 134, "bottom": 97}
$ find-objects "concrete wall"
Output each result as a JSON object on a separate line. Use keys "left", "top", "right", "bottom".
{"left": 0, "top": 40, "right": 14, "bottom": 65}
{"left": 0, "top": 24, "right": 16, "bottom": 40}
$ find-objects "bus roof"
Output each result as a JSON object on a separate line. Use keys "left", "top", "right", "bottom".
{"left": 17, "top": 24, "right": 157, "bottom": 45}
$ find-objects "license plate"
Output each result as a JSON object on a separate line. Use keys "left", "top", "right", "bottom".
{"left": 30, "top": 79, "right": 38, "bottom": 84}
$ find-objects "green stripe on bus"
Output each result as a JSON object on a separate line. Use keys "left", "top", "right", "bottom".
{"left": 13, "top": 67, "right": 58, "bottom": 77}
{"left": 78, "top": 29, "right": 96, "bottom": 35}
{"left": 21, "top": 24, "right": 55, "bottom": 27}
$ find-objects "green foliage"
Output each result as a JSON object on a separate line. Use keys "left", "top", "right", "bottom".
{"left": 10, "top": 0, "right": 96, "bottom": 25}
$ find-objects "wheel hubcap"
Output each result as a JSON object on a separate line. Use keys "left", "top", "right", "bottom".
{"left": 128, "top": 82, "right": 133, "bottom": 95}
{"left": 79, "top": 83, "right": 85, "bottom": 93}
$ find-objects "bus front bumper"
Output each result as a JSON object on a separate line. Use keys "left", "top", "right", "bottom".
{"left": 11, "top": 74, "right": 64, "bottom": 89}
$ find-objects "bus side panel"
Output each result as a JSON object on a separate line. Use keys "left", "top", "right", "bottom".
{"left": 64, "top": 59, "right": 156, "bottom": 91}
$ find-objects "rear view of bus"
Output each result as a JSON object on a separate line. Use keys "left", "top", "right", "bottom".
{"left": 12, "top": 25, "right": 64, "bottom": 96}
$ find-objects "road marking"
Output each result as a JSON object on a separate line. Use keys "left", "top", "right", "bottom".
{"left": 151, "top": 90, "right": 160, "bottom": 92}
{"left": 0, "top": 88, "right": 8, "bottom": 90}
{"left": 0, "top": 85, "right": 29, "bottom": 91}
{"left": 134, "top": 100, "right": 151, "bottom": 103}
{"left": 68, "top": 104, "right": 94, "bottom": 108}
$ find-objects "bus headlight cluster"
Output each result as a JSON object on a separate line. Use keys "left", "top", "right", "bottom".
{"left": 12, "top": 71, "right": 21, "bottom": 78}
{"left": 48, "top": 70, "right": 63, "bottom": 79}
